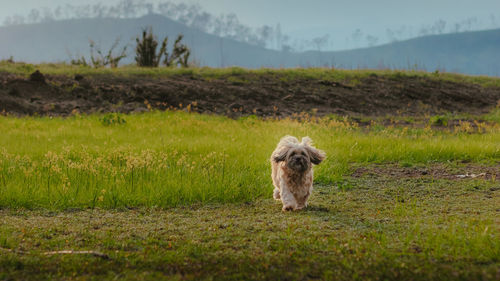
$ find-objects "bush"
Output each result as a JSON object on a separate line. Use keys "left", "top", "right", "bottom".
{"left": 429, "top": 115, "right": 449, "bottom": 126}
{"left": 71, "top": 38, "right": 127, "bottom": 68}
{"left": 135, "top": 27, "right": 167, "bottom": 67}
{"left": 164, "top": 34, "right": 190, "bottom": 68}
{"left": 135, "top": 27, "right": 190, "bottom": 67}
{"left": 99, "top": 113, "right": 127, "bottom": 126}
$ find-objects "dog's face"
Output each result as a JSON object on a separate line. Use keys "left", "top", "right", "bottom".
{"left": 273, "top": 145, "right": 325, "bottom": 173}
{"left": 286, "top": 147, "right": 310, "bottom": 172}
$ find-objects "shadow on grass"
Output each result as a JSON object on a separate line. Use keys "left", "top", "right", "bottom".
{"left": 303, "top": 205, "right": 331, "bottom": 213}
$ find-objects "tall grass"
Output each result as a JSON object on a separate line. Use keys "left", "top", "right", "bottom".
{"left": 0, "top": 111, "right": 499, "bottom": 209}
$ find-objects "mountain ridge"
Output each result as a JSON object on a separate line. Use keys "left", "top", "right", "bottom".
{"left": 1, "top": 14, "right": 499, "bottom": 75}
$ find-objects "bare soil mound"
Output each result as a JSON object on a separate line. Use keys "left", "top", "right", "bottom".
{"left": 1, "top": 71, "right": 500, "bottom": 117}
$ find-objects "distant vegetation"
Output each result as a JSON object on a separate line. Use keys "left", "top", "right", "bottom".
{"left": 1, "top": 14, "right": 499, "bottom": 74}
{"left": 69, "top": 27, "right": 191, "bottom": 68}
{"left": 3, "top": 0, "right": 500, "bottom": 52}
{"left": 135, "top": 27, "right": 190, "bottom": 67}
{"left": 2, "top": 0, "right": 293, "bottom": 51}
{"left": 71, "top": 38, "right": 128, "bottom": 68}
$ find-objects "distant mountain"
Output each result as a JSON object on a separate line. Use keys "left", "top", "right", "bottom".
{"left": 305, "top": 29, "right": 500, "bottom": 76}
{"left": 1, "top": 14, "right": 499, "bottom": 76}
{"left": 0, "top": 14, "right": 275, "bottom": 68}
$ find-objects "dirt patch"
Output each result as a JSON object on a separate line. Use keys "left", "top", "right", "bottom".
{"left": 351, "top": 163, "right": 500, "bottom": 180}
{"left": 1, "top": 71, "right": 500, "bottom": 117}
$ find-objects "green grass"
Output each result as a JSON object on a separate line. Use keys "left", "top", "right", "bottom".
{"left": 0, "top": 177, "right": 498, "bottom": 280}
{"left": 484, "top": 108, "right": 500, "bottom": 123}
{"left": 0, "top": 111, "right": 499, "bottom": 210}
{"left": 2, "top": 60, "right": 500, "bottom": 87}
{"left": 1, "top": 111, "right": 499, "bottom": 280}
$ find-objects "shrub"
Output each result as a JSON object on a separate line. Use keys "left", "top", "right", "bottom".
{"left": 429, "top": 115, "right": 449, "bottom": 126}
{"left": 71, "top": 38, "right": 127, "bottom": 68}
{"left": 135, "top": 27, "right": 190, "bottom": 67}
{"left": 99, "top": 113, "right": 127, "bottom": 126}
{"left": 135, "top": 27, "right": 167, "bottom": 67}
{"left": 164, "top": 34, "right": 190, "bottom": 68}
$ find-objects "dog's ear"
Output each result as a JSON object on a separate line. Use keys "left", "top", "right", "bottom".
{"left": 273, "top": 148, "right": 288, "bottom": 163}
{"left": 306, "top": 147, "right": 326, "bottom": 165}
{"left": 301, "top": 137, "right": 313, "bottom": 146}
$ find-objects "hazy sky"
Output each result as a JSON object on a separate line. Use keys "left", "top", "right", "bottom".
{"left": 2, "top": 0, "right": 500, "bottom": 50}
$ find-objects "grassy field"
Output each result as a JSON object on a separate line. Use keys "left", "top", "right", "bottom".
{"left": 3, "top": 60, "right": 500, "bottom": 88}
{"left": 0, "top": 111, "right": 499, "bottom": 209}
{"left": 0, "top": 111, "right": 499, "bottom": 280}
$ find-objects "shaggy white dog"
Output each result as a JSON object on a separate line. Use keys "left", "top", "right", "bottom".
{"left": 270, "top": 136, "right": 326, "bottom": 211}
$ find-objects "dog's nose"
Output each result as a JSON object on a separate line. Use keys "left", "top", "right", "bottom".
{"left": 295, "top": 157, "right": 305, "bottom": 164}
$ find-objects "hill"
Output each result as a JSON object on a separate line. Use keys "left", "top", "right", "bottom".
{"left": 0, "top": 15, "right": 500, "bottom": 75}
{"left": 1, "top": 64, "right": 500, "bottom": 119}
{"left": 0, "top": 14, "right": 281, "bottom": 68}
{"left": 312, "top": 29, "right": 500, "bottom": 76}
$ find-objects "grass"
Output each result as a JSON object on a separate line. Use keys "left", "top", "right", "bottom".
{"left": 0, "top": 111, "right": 499, "bottom": 280}
{"left": 2, "top": 60, "right": 500, "bottom": 87}
{"left": 0, "top": 111, "right": 499, "bottom": 210}
{"left": 484, "top": 108, "right": 500, "bottom": 123}
{"left": 0, "top": 177, "right": 498, "bottom": 280}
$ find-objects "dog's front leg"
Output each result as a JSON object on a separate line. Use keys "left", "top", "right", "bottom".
{"left": 279, "top": 180, "right": 297, "bottom": 211}
{"left": 273, "top": 188, "right": 281, "bottom": 200}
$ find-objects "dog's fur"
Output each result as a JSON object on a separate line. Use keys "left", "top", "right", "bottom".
{"left": 270, "top": 136, "right": 326, "bottom": 211}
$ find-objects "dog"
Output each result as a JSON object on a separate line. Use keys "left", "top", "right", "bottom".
{"left": 270, "top": 136, "right": 326, "bottom": 211}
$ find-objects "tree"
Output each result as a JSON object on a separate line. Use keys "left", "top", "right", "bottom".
{"left": 366, "top": 35, "right": 379, "bottom": 47}
{"left": 432, "top": 20, "right": 447, "bottom": 34}
{"left": 351, "top": 29, "right": 363, "bottom": 46}
{"left": 489, "top": 14, "right": 496, "bottom": 27}
{"left": 28, "top": 9, "right": 40, "bottom": 23}
{"left": 386, "top": 28, "right": 397, "bottom": 42}
{"left": 257, "top": 25, "right": 274, "bottom": 48}
{"left": 41, "top": 8, "right": 55, "bottom": 23}
{"left": 54, "top": 6, "right": 63, "bottom": 20}
{"left": 117, "top": 0, "right": 137, "bottom": 18}
{"left": 312, "top": 34, "right": 329, "bottom": 51}
{"left": 275, "top": 23, "right": 282, "bottom": 50}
